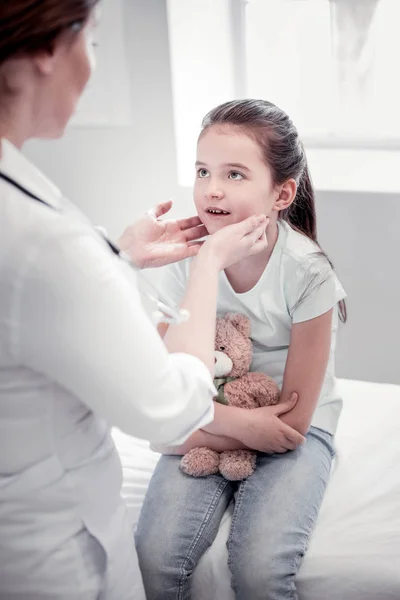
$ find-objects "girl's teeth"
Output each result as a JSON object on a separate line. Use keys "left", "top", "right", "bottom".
{"left": 208, "top": 209, "right": 229, "bottom": 214}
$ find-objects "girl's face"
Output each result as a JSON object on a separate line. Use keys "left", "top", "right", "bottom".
{"left": 194, "top": 125, "right": 279, "bottom": 234}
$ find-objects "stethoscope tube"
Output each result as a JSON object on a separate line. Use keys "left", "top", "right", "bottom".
{"left": 0, "top": 171, "right": 121, "bottom": 256}
{"left": 0, "top": 171, "right": 188, "bottom": 325}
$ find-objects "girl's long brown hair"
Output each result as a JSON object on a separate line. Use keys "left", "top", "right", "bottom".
{"left": 202, "top": 99, "right": 347, "bottom": 322}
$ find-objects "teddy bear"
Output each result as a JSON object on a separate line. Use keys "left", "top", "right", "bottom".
{"left": 180, "top": 313, "right": 280, "bottom": 481}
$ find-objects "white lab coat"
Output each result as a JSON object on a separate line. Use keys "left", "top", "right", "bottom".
{"left": 0, "top": 139, "right": 215, "bottom": 599}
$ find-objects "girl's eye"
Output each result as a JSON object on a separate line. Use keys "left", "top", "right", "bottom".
{"left": 229, "top": 171, "right": 244, "bottom": 181}
{"left": 197, "top": 168, "right": 209, "bottom": 178}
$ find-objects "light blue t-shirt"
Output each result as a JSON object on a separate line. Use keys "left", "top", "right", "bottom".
{"left": 159, "top": 219, "right": 347, "bottom": 435}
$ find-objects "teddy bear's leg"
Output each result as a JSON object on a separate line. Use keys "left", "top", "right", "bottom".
{"left": 180, "top": 448, "right": 220, "bottom": 477}
{"left": 219, "top": 450, "right": 257, "bottom": 481}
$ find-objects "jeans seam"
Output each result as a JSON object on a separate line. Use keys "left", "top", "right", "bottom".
{"left": 177, "top": 477, "right": 231, "bottom": 600}
{"left": 287, "top": 447, "right": 332, "bottom": 600}
{"left": 227, "top": 438, "right": 333, "bottom": 600}
{"left": 226, "top": 478, "right": 248, "bottom": 575}
{"left": 286, "top": 513, "right": 315, "bottom": 600}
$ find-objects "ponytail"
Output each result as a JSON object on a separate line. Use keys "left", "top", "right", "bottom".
{"left": 281, "top": 164, "right": 317, "bottom": 242}
{"left": 282, "top": 164, "right": 347, "bottom": 323}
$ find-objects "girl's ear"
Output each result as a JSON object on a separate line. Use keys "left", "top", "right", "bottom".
{"left": 272, "top": 178, "right": 297, "bottom": 211}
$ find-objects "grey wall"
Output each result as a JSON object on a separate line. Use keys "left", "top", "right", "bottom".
{"left": 24, "top": 0, "right": 399, "bottom": 386}
{"left": 318, "top": 192, "right": 399, "bottom": 385}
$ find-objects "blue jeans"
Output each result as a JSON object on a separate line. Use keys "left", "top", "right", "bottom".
{"left": 135, "top": 427, "right": 334, "bottom": 600}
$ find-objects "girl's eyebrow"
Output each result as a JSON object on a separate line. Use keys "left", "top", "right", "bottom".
{"left": 195, "top": 161, "right": 251, "bottom": 172}
{"left": 224, "top": 162, "right": 251, "bottom": 172}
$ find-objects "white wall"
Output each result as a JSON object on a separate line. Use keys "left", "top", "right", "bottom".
{"left": 23, "top": 0, "right": 399, "bottom": 386}
{"left": 25, "top": 0, "right": 188, "bottom": 240}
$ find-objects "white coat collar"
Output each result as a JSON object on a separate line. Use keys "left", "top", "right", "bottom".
{"left": 0, "top": 138, "right": 62, "bottom": 209}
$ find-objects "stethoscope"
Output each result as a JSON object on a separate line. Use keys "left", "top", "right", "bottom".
{"left": 0, "top": 171, "right": 189, "bottom": 325}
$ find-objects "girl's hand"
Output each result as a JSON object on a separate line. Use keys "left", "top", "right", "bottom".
{"left": 118, "top": 201, "right": 208, "bottom": 269}
{"left": 236, "top": 393, "right": 306, "bottom": 454}
{"left": 199, "top": 214, "right": 269, "bottom": 271}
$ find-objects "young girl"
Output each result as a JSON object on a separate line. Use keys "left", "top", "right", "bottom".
{"left": 135, "top": 99, "right": 346, "bottom": 600}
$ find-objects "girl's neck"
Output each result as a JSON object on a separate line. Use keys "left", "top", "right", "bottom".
{"left": 224, "top": 219, "right": 279, "bottom": 294}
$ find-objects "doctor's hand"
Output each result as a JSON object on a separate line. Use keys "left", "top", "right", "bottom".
{"left": 118, "top": 201, "right": 208, "bottom": 269}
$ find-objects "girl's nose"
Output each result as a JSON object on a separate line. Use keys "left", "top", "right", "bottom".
{"left": 205, "top": 183, "right": 224, "bottom": 200}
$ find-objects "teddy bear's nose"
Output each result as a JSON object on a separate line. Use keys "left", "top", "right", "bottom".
{"left": 214, "top": 357, "right": 217, "bottom": 364}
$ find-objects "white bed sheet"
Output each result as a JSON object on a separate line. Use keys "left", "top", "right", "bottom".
{"left": 113, "top": 379, "right": 400, "bottom": 599}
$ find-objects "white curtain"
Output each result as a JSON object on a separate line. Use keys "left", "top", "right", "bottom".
{"left": 330, "top": 0, "right": 400, "bottom": 137}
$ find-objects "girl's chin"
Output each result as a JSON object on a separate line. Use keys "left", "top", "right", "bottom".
{"left": 204, "top": 218, "right": 234, "bottom": 234}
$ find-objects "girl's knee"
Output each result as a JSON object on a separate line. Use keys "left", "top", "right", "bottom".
{"left": 134, "top": 520, "right": 167, "bottom": 571}
{"left": 229, "top": 551, "right": 296, "bottom": 599}
{"left": 135, "top": 525, "right": 185, "bottom": 598}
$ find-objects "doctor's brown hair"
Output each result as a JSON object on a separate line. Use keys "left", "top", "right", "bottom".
{"left": 0, "top": 0, "right": 99, "bottom": 64}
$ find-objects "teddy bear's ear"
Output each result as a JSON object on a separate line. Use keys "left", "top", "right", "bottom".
{"left": 226, "top": 313, "right": 251, "bottom": 337}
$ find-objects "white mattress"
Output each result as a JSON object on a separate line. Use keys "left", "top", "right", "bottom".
{"left": 113, "top": 379, "right": 400, "bottom": 599}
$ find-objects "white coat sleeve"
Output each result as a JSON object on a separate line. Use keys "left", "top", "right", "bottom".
{"left": 14, "top": 223, "right": 215, "bottom": 445}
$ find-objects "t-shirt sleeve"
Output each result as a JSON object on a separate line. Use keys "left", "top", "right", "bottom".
{"left": 287, "top": 254, "right": 346, "bottom": 324}
{"left": 157, "top": 260, "right": 189, "bottom": 308}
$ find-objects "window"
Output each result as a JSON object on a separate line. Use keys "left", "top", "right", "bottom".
{"left": 167, "top": 0, "right": 237, "bottom": 186}
{"left": 167, "top": 0, "right": 400, "bottom": 189}
{"left": 247, "top": 0, "right": 400, "bottom": 144}
{"left": 247, "top": 0, "right": 333, "bottom": 139}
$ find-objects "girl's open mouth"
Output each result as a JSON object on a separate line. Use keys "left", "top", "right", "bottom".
{"left": 206, "top": 207, "right": 231, "bottom": 216}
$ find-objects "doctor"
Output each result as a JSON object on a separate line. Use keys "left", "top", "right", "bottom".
{"left": 0, "top": 1, "right": 269, "bottom": 598}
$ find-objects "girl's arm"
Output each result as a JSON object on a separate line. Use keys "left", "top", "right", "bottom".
{"left": 201, "top": 394, "right": 305, "bottom": 453}
{"left": 278, "top": 308, "right": 333, "bottom": 436}
{"left": 152, "top": 429, "right": 249, "bottom": 455}
{"left": 160, "top": 215, "right": 268, "bottom": 375}
{"left": 158, "top": 303, "right": 332, "bottom": 451}
{"left": 157, "top": 323, "right": 169, "bottom": 338}
{"left": 186, "top": 309, "right": 332, "bottom": 448}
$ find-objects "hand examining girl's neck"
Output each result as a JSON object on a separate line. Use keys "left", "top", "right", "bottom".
{"left": 224, "top": 218, "right": 279, "bottom": 294}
